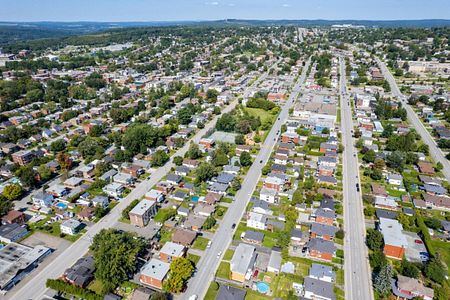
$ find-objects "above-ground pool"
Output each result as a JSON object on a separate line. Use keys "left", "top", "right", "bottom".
{"left": 55, "top": 202, "right": 68, "bottom": 210}
{"left": 256, "top": 282, "right": 270, "bottom": 294}
{"left": 191, "top": 196, "right": 199, "bottom": 203}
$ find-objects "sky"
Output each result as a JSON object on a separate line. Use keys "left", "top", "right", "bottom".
{"left": 0, "top": 0, "right": 449, "bottom": 22}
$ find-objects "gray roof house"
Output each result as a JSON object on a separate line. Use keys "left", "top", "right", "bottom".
{"left": 303, "top": 277, "right": 336, "bottom": 300}
{"left": 267, "top": 249, "right": 282, "bottom": 274}
{"left": 230, "top": 243, "right": 256, "bottom": 281}
{"left": 216, "top": 285, "right": 246, "bottom": 300}
{"left": 309, "top": 263, "right": 336, "bottom": 283}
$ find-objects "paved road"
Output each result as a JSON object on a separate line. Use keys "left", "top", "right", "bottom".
{"left": 181, "top": 57, "right": 311, "bottom": 300}
{"left": 376, "top": 58, "right": 450, "bottom": 182}
{"left": 339, "top": 57, "right": 374, "bottom": 300}
{"left": 9, "top": 61, "right": 281, "bottom": 300}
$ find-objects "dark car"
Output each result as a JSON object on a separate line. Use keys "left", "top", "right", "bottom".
{"left": 231, "top": 223, "right": 236, "bottom": 229}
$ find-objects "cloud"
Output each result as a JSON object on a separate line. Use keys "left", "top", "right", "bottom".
{"left": 205, "top": 1, "right": 219, "bottom": 5}
{"left": 282, "top": 3, "right": 291, "bottom": 7}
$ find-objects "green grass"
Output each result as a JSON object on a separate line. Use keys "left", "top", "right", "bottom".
{"left": 159, "top": 228, "right": 173, "bottom": 244}
{"left": 187, "top": 253, "right": 201, "bottom": 266}
{"left": 223, "top": 249, "right": 235, "bottom": 261}
{"left": 216, "top": 261, "right": 230, "bottom": 279}
{"left": 245, "top": 107, "right": 276, "bottom": 124}
{"left": 87, "top": 280, "right": 104, "bottom": 295}
{"left": 430, "top": 239, "right": 450, "bottom": 268}
{"left": 336, "top": 268, "right": 345, "bottom": 286}
{"left": 244, "top": 290, "right": 272, "bottom": 300}
{"left": 192, "top": 236, "right": 209, "bottom": 250}
{"left": 204, "top": 282, "right": 220, "bottom": 300}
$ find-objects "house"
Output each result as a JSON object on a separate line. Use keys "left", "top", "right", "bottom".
{"left": 103, "top": 182, "right": 124, "bottom": 198}
{"left": 319, "top": 143, "right": 337, "bottom": 153}
{"left": 307, "top": 238, "right": 337, "bottom": 262}
{"left": 203, "top": 192, "right": 222, "bottom": 205}
{"left": 303, "top": 277, "right": 336, "bottom": 300}
{"left": 1, "top": 210, "right": 25, "bottom": 225}
{"left": 177, "top": 207, "right": 190, "bottom": 217}
{"left": 281, "top": 132, "right": 299, "bottom": 144}
{"left": 64, "top": 177, "right": 83, "bottom": 189}
{"left": 376, "top": 209, "right": 399, "bottom": 220}
{"left": 251, "top": 199, "right": 273, "bottom": 215}
{"left": 63, "top": 256, "right": 95, "bottom": 288}
{"left": 182, "top": 159, "right": 200, "bottom": 169}
{"left": 291, "top": 229, "right": 308, "bottom": 246}
{"left": 263, "top": 176, "right": 284, "bottom": 192}
{"left": 46, "top": 185, "right": 68, "bottom": 198}
{"left": 216, "top": 285, "right": 246, "bottom": 300}
{"left": 113, "top": 172, "right": 135, "bottom": 185}
{"left": 78, "top": 165, "right": 95, "bottom": 179}
{"left": 317, "top": 176, "right": 338, "bottom": 185}
{"left": 223, "top": 165, "right": 240, "bottom": 175}
{"left": 315, "top": 209, "right": 336, "bottom": 225}
{"left": 139, "top": 258, "right": 170, "bottom": 290}
{"left": 267, "top": 249, "right": 282, "bottom": 274}
{"left": 171, "top": 229, "right": 197, "bottom": 246}
{"left": 166, "top": 174, "right": 182, "bottom": 185}
{"left": 423, "top": 194, "right": 450, "bottom": 211}
{"left": 247, "top": 212, "right": 267, "bottom": 230}
{"left": 418, "top": 175, "right": 441, "bottom": 186}
{"left": 194, "top": 203, "right": 215, "bottom": 217}
{"left": 172, "top": 190, "right": 188, "bottom": 202}
{"left": 230, "top": 243, "right": 256, "bottom": 282}
{"left": 32, "top": 191, "right": 54, "bottom": 208}
{"left": 122, "top": 164, "right": 144, "bottom": 177}
{"left": 92, "top": 196, "right": 109, "bottom": 208}
{"left": 208, "top": 182, "right": 228, "bottom": 195}
{"left": 60, "top": 219, "right": 82, "bottom": 235}
{"left": 417, "top": 162, "right": 435, "bottom": 175}
{"left": 242, "top": 230, "right": 264, "bottom": 245}
{"left": 145, "top": 189, "right": 165, "bottom": 202}
{"left": 184, "top": 215, "right": 206, "bottom": 231}
{"left": 421, "top": 184, "right": 447, "bottom": 195}
{"left": 0, "top": 223, "right": 28, "bottom": 243}
{"left": 379, "top": 217, "right": 408, "bottom": 260}
{"left": 391, "top": 275, "right": 434, "bottom": 300}
{"left": 259, "top": 187, "right": 278, "bottom": 204}
{"left": 0, "top": 243, "right": 51, "bottom": 292}
{"left": 309, "top": 263, "right": 336, "bottom": 283}
{"left": 99, "top": 169, "right": 118, "bottom": 182}
{"left": 386, "top": 173, "right": 403, "bottom": 186}
{"left": 371, "top": 183, "right": 388, "bottom": 197}
{"left": 310, "top": 222, "right": 338, "bottom": 241}
{"left": 11, "top": 150, "right": 36, "bottom": 166}
{"left": 159, "top": 242, "right": 185, "bottom": 262}
{"left": 129, "top": 200, "right": 157, "bottom": 227}
{"left": 375, "top": 196, "right": 400, "bottom": 210}
{"left": 175, "top": 165, "right": 190, "bottom": 176}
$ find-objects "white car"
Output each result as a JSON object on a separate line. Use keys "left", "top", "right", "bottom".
{"left": 189, "top": 295, "right": 198, "bottom": 300}
{"left": 217, "top": 251, "right": 222, "bottom": 258}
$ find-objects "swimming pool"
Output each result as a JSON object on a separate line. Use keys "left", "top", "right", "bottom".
{"left": 256, "top": 282, "right": 269, "bottom": 294}
{"left": 55, "top": 202, "right": 68, "bottom": 210}
{"left": 191, "top": 196, "right": 199, "bottom": 203}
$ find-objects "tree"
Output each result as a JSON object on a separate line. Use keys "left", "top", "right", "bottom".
{"left": 15, "top": 165, "right": 37, "bottom": 187}
{"left": 152, "top": 150, "right": 169, "bottom": 167}
{"left": 173, "top": 156, "right": 183, "bottom": 166}
{"left": 424, "top": 258, "right": 446, "bottom": 284}
{"left": 212, "top": 149, "right": 228, "bottom": 167}
{"left": 235, "top": 134, "right": 245, "bottom": 145}
{"left": 195, "top": 163, "right": 216, "bottom": 183}
{"left": 366, "top": 228, "right": 384, "bottom": 251}
{"left": 362, "top": 149, "right": 376, "bottom": 163}
{"left": 57, "top": 152, "right": 72, "bottom": 171}
{"left": 231, "top": 177, "right": 241, "bottom": 191}
{"left": 0, "top": 195, "right": 13, "bottom": 216}
{"left": 150, "top": 292, "right": 168, "bottom": 300}
{"left": 90, "top": 229, "right": 145, "bottom": 292}
{"left": 239, "top": 151, "right": 252, "bottom": 167}
{"left": 78, "top": 137, "right": 104, "bottom": 160}
{"left": 292, "top": 188, "right": 303, "bottom": 205}
{"left": 400, "top": 258, "right": 420, "bottom": 278}
{"left": 187, "top": 143, "right": 202, "bottom": 160}
{"left": 50, "top": 139, "right": 66, "bottom": 153}
{"left": 2, "top": 184, "right": 22, "bottom": 201}
{"left": 88, "top": 125, "right": 103, "bottom": 137}
{"left": 163, "top": 257, "right": 194, "bottom": 293}
{"left": 373, "top": 263, "right": 393, "bottom": 295}
{"left": 203, "top": 216, "right": 217, "bottom": 230}
{"left": 38, "top": 165, "right": 52, "bottom": 181}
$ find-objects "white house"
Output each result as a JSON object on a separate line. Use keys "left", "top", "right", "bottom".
{"left": 259, "top": 187, "right": 278, "bottom": 204}
{"left": 60, "top": 219, "right": 82, "bottom": 235}
{"left": 386, "top": 173, "right": 403, "bottom": 186}
{"left": 247, "top": 212, "right": 267, "bottom": 230}
{"left": 103, "top": 182, "right": 125, "bottom": 198}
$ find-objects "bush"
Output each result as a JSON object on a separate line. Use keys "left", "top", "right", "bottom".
{"left": 122, "top": 199, "right": 140, "bottom": 220}
{"left": 46, "top": 279, "right": 102, "bottom": 300}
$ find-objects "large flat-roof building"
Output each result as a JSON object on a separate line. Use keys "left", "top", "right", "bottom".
{"left": 129, "top": 199, "right": 157, "bottom": 227}
{"left": 379, "top": 217, "right": 408, "bottom": 260}
{"left": 0, "top": 243, "right": 51, "bottom": 292}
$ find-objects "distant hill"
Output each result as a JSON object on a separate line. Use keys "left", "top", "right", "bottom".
{"left": 0, "top": 19, "right": 449, "bottom": 50}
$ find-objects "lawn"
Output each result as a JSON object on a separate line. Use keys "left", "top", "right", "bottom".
{"left": 430, "top": 239, "right": 450, "bottom": 268}
{"left": 159, "top": 228, "right": 173, "bottom": 244}
{"left": 193, "top": 236, "right": 209, "bottom": 250}
{"left": 187, "top": 253, "right": 201, "bottom": 266}
{"left": 245, "top": 107, "right": 276, "bottom": 124}
{"left": 204, "top": 282, "right": 220, "bottom": 300}
{"left": 271, "top": 273, "right": 302, "bottom": 298}
{"left": 216, "top": 261, "right": 230, "bottom": 279}
{"left": 244, "top": 290, "right": 272, "bottom": 300}
{"left": 88, "top": 280, "right": 104, "bottom": 295}
{"left": 223, "top": 249, "right": 235, "bottom": 261}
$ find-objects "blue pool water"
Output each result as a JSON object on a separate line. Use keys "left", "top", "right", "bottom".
{"left": 256, "top": 282, "right": 269, "bottom": 294}
{"left": 191, "top": 196, "right": 199, "bottom": 203}
{"left": 55, "top": 202, "right": 68, "bottom": 210}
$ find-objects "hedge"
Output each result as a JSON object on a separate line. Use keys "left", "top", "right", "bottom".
{"left": 46, "top": 279, "right": 103, "bottom": 300}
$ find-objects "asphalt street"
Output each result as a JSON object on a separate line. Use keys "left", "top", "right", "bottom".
{"left": 339, "top": 57, "right": 374, "bottom": 300}
{"left": 9, "top": 61, "right": 281, "bottom": 300}
{"left": 376, "top": 58, "right": 450, "bottom": 182}
{"left": 181, "top": 57, "right": 311, "bottom": 300}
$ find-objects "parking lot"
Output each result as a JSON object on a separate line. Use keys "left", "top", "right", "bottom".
{"left": 403, "top": 231, "right": 429, "bottom": 262}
